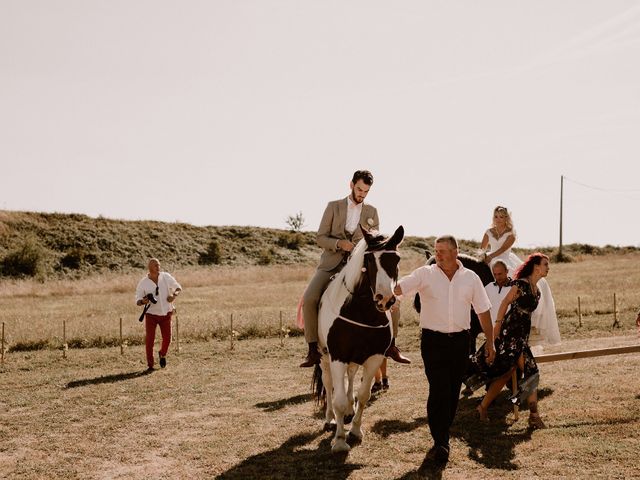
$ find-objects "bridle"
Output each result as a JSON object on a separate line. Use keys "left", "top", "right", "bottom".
{"left": 334, "top": 248, "right": 399, "bottom": 329}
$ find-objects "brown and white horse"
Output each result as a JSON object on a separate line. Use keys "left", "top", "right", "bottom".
{"left": 313, "top": 226, "right": 403, "bottom": 453}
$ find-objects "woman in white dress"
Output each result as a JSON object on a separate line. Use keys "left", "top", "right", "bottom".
{"left": 480, "top": 206, "right": 561, "bottom": 346}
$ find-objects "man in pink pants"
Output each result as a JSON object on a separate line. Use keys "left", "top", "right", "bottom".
{"left": 136, "top": 258, "right": 182, "bottom": 370}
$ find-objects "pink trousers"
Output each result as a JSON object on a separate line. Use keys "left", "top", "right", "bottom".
{"left": 145, "top": 312, "right": 172, "bottom": 367}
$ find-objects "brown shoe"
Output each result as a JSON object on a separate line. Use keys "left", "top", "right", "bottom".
{"left": 299, "top": 342, "right": 321, "bottom": 368}
{"left": 385, "top": 338, "right": 411, "bottom": 364}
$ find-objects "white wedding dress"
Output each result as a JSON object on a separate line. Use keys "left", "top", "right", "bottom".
{"left": 486, "top": 229, "right": 561, "bottom": 346}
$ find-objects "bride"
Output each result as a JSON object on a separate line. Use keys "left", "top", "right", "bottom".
{"left": 480, "top": 206, "right": 561, "bottom": 347}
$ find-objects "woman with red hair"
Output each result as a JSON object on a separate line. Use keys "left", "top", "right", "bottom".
{"left": 464, "top": 252, "right": 551, "bottom": 429}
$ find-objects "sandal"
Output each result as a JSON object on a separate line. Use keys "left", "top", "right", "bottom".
{"left": 528, "top": 412, "right": 546, "bottom": 429}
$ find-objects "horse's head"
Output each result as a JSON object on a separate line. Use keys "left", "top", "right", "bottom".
{"left": 361, "top": 225, "right": 404, "bottom": 312}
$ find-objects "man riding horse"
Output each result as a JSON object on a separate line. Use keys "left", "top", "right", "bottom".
{"left": 299, "top": 170, "right": 410, "bottom": 367}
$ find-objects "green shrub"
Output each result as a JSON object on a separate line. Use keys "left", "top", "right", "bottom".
{"left": 61, "top": 247, "right": 87, "bottom": 269}
{"left": 257, "top": 248, "right": 275, "bottom": 265}
{"left": 199, "top": 240, "right": 222, "bottom": 265}
{"left": 277, "top": 232, "right": 304, "bottom": 250}
{"left": 551, "top": 251, "right": 574, "bottom": 263}
{"left": 1, "top": 238, "right": 47, "bottom": 277}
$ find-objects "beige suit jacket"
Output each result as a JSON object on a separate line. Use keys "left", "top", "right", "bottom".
{"left": 316, "top": 197, "right": 379, "bottom": 272}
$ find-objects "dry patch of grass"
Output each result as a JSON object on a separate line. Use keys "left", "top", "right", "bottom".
{"left": 1, "top": 252, "right": 639, "bottom": 352}
{"left": 2, "top": 335, "right": 639, "bottom": 479}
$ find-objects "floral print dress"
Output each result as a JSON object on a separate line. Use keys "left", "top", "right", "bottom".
{"left": 464, "top": 279, "right": 540, "bottom": 403}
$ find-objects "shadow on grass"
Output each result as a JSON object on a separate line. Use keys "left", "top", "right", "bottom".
{"left": 394, "top": 456, "right": 446, "bottom": 480}
{"left": 255, "top": 393, "right": 312, "bottom": 412}
{"left": 450, "top": 387, "right": 554, "bottom": 470}
{"left": 216, "top": 430, "right": 362, "bottom": 480}
{"left": 382, "top": 390, "right": 556, "bottom": 478}
{"left": 371, "top": 416, "right": 428, "bottom": 438}
{"left": 66, "top": 369, "right": 153, "bottom": 388}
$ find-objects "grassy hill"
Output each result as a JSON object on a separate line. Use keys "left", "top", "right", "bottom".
{"left": 1, "top": 210, "right": 637, "bottom": 280}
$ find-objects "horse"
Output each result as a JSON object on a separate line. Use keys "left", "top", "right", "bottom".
{"left": 312, "top": 225, "right": 404, "bottom": 453}
{"left": 414, "top": 251, "right": 493, "bottom": 355}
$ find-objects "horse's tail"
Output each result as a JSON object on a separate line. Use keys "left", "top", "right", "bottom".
{"left": 312, "top": 364, "right": 325, "bottom": 406}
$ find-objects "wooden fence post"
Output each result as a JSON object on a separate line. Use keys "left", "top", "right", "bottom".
{"left": 1, "top": 322, "right": 5, "bottom": 364}
{"left": 230, "top": 313, "right": 235, "bottom": 351}
{"left": 577, "top": 296, "right": 582, "bottom": 328}
{"left": 63, "top": 320, "right": 67, "bottom": 359}
{"left": 175, "top": 310, "right": 180, "bottom": 355}
{"left": 612, "top": 293, "right": 620, "bottom": 329}
{"left": 119, "top": 317, "right": 124, "bottom": 355}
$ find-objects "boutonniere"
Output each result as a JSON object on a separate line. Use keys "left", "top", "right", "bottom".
{"left": 367, "top": 218, "right": 374, "bottom": 227}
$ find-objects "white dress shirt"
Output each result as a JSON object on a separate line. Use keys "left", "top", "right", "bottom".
{"left": 485, "top": 280, "right": 512, "bottom": 325}
{"left": 398, "top": 260, "right": 491, "bottom": 333}
{"left": 345, "top": 196, "right": 363, "bottom": 235}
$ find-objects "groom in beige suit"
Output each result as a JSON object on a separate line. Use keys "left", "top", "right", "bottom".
{"left": 300, "top": 170, "right": 410, "bottom": 367}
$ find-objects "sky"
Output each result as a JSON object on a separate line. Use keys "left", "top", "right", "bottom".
{"left": 2, "top": 1, "right": 639, "bottom": 248}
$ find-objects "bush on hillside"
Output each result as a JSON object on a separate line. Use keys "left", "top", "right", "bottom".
{"left": 1, "top": 237, "right": 47, "bottom": 277}
{"left": 60, "top": 247, "right": 98, "bottom": 269}
{"left": 199, "top": 240, "right": 222, "bottom": 265}
{"left": 277, "top": 232, "right": 304, "bottom": 250}
{"left": 257, "top": 248, "right": 275, "bottom": 265}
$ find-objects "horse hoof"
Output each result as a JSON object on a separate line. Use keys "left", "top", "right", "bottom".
{"left": 344, "top": 413, "right": 354, "bottom": 425}
{"left": 347, "top": 431, "right": 362, "bottom": 445}
{"left": 323, "top": 422, "right": 336, "bottom": 432}
{"left": 332, "top": 440, "right": 350, "bottom": 453}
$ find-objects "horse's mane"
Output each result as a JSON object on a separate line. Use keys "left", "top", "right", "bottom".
{"left": 425, "top": 251, "right": 481, "bottom": 265}
{"left": 457, "top": 252, "right": 484, "bottom": 267}
{"left": 322, "top": 238, "right": 367, "bottom": 309}
{"left": 424, "top": 251, "right": 493, "bottom": 285}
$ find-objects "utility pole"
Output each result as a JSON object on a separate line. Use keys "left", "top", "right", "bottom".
{"left": 559, "top": 174, "right": 564, "bottom": 259}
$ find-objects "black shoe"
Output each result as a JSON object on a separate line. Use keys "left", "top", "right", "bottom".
{"left": 159, "top": 354, "right": 167, "bottom": 368}
{"left": 426, "top": 445, "right": 450, "bottom": 465}
{"left": 382, "top": 377, "right": 390, "bottom": 390}
{"left": 299, "top": 342, "right": 321, "bottom": 368}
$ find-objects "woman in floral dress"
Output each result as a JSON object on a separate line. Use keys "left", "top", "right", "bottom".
{"left": 464, "top": 252, "right": 551, "bottom": 429}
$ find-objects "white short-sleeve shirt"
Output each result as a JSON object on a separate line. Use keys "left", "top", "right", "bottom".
{"left": 485, "top": 280, "right": 512, "bottom": 325}
{"left": 398, "top": 260, "right": 491, "bottom": 333}
{"left": 135, "top": 271, "right": 182, "bottom": 316}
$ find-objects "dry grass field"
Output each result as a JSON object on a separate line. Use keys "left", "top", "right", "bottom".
{"left": 2, "top": 251, "right": 640, "bottom": 350}
{"left": 1, "top": 252, "right": 640, "bottom": 479}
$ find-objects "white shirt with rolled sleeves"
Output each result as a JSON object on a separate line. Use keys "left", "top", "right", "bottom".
{"left": 398, "top": 260, "right": 492, "bottom": 333}
{"left": 135, "top": 272, "right": 182, "bottom": 316}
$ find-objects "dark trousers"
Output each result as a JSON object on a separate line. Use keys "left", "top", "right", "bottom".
{"left": 421, "top": 328, "right": 470, "bottom": 448}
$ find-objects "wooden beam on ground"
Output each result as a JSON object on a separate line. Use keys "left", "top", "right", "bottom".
{"left": 536, "top": 345, "right": 640, "bottom": 363}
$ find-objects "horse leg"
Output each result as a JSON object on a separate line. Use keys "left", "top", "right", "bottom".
{"left": 350, "top": 355, "right": 383, "bottom": 441}
{"left": 329, "top": 361, "right": 350, "bottom": 453}
{"left": 344, "top": 363, "right": 358, "bottom": 424}
{"left": 320, "top": 356, "right": 335, "bottom": 430}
